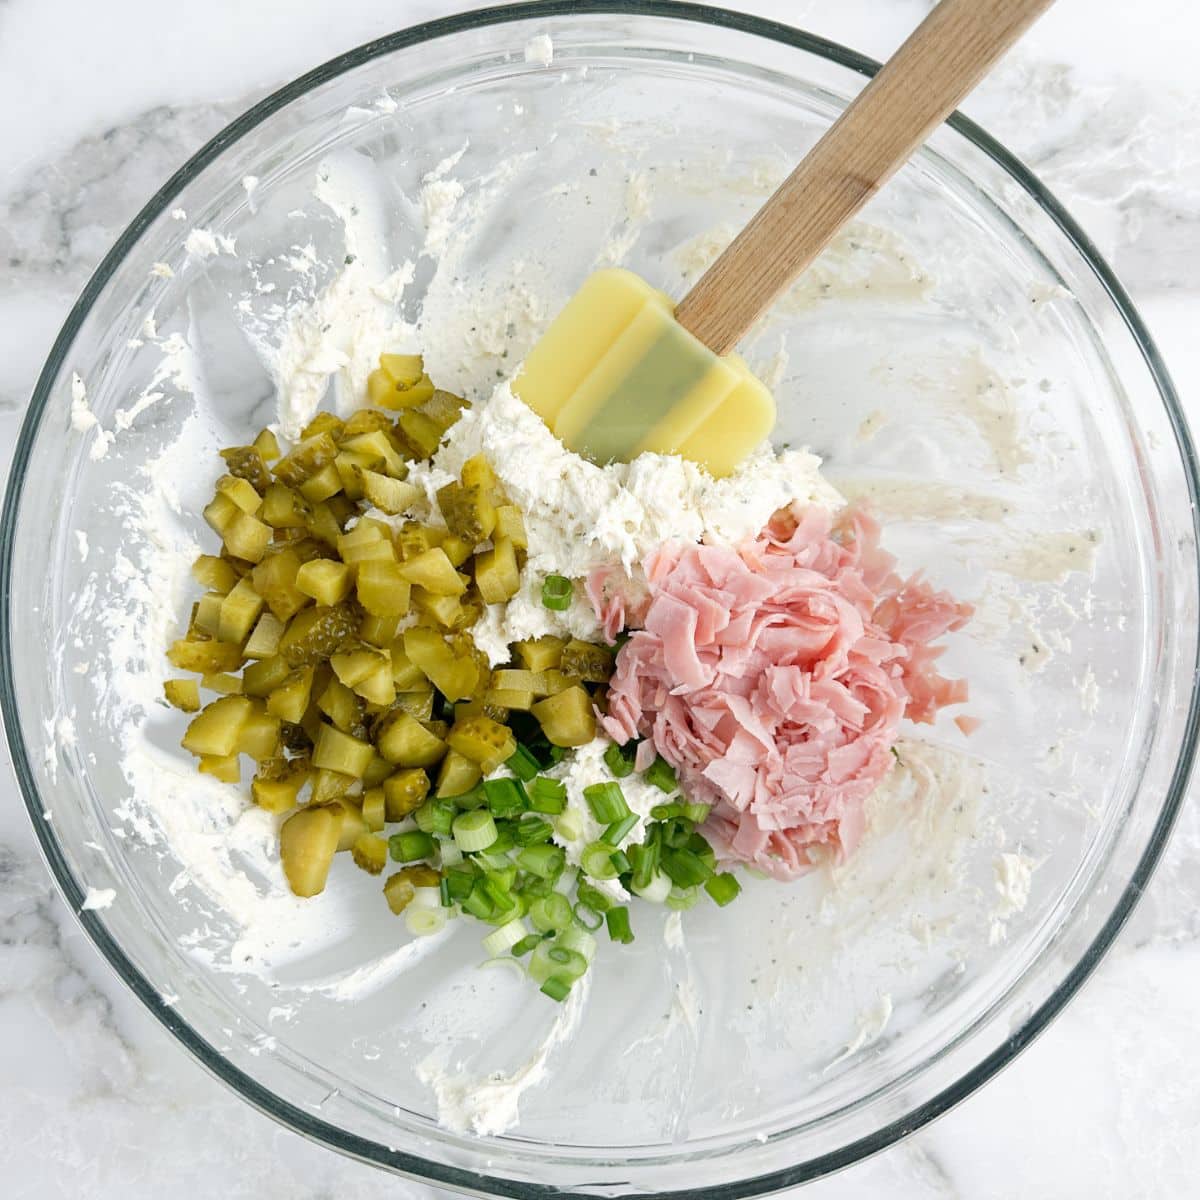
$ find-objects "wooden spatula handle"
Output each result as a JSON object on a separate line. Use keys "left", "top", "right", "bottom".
{"left": 675, "top": 0, "right": 1054, "bottom": 356}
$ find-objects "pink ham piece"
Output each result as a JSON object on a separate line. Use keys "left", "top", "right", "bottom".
{"left": 592, "top": 504, "right": 973, "bottom": 880}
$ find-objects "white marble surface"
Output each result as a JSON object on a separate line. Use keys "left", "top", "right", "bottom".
{"left": 1, "top": 0, "right": 1198, "bottom": 1196}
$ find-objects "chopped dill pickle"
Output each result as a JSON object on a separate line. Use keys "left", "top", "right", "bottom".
{"left": 356, "top": 561, "right": 411, "bottom": 618}
{"left": 485, "top": 687, "right": 534, "bottom": 711}
{"left": 436, "top": 749, "right": 481, "bottom": 798}
{"left": 393, "top": 690, "right": 434, "bottom": 721}
{"left": 218, "top": 577, "right": 265, "bottom": 644}
{"left": 273, "top": 431, "right": 338, "bottom": 486}
{"left": 412, "top": 589, "right": 464, "bottom": 629}
{"left": 312, "top": 723, "right": 375, "bottom": 777}
{"left": 334, "top": 798, "right": 369, "bottom": 852}
{"left": 280, "top": 804, "right": 344, "bottom": 897}
{"left": 361, "top": 786, "right": 386, "bottom": 831}
{"left": 252, "top": 428, "right": 280, "bottom": 462}
{"left": 383, "top": 767, "right": 430, "bottom": 820}
{"left": 362, "top": 753, "right": 394, "bottom": 787}
{"left": 460, "top": 454, "right": 500, "bottom": 500}
{"left": 193, "top": 592, "right": 223, "bottom": 637}
{"left": 317, "top": 676, "right": 365, "bottom": 734}
{"left": 223, "top": 511, "right": 272, "bottom": 563}
{"left": 531, "top": 685, "right": 596, "bottom": 748}
{"left": 261, "top": 483, "right": 311, "bottom": 530}
{"left": 513, "top": 636, "right": 566, "bottom": 672}
{"left": 192, "top": 554, "right": 239, "bottom": 594}
{"left": 200, "top": 671, "right": 243, "bottom": 695}
{"left": 437, "top": 480, "right": 496, "bottom": 546}
{"left": 198, "top": 753, "right": 241, "bottom": 783}
{"left": 560, "top": 638, "right": 615, "bottom": 683}
{"left": 298, "top": 462, "right": 343, "bottom": 503}
{"left": 352, "top": 833, "right": 389, "bottom": 875}
{"left": 341, "top": 409, "right": 395, "bottom": 439}
{"left": 422, "top": 389, "right": 468, "bottom": 433}
{"left": 304, "top": 501, "right": 344, "bottom": 547}
{"left": 302, "top": 412, "right": 345, "bottom": 440}
{"left": 379, "top": 353, "right": 425, "bottom": 387}
{"left": 203, "top": 491, "right": 240, "bottom": 537}
{"left": 446, "top": 714, "right": 516, "bottom": 770}
{"left": 163, "top": 678, "right": 201, "bottom": 712}
{"left": 375, "top": 710, "right": 447, "bottom": 767}
{"left": 236, "top": 703, "right": 283, "bottom": 761}
{"left": 399, "top": 547, "right": 465, "bottom": 596}
{"left": 278, "top": 604, "right": 360, "bottom": 667}
{"left": 243, "top": 654, "right": 292, "bottom": 698}
{"left": 250, "top": 548, "right": 309, "bottom": 622}
{"left": 167, "top": 639, "right": 244, "bottom": 675}
{"left": 342, "top": 430, "right": 407, "bottom": 478}
{"left": 383, "top": 864, "right": 440, "bottom": 913}
{"left": 217, "top": 468, "right": 266, "bottom": 509}
{"left": 182, "top": 695, "right": 252, "bottom": 758}
{"left": 295, "top": 558, "right": 353, "bottom": 606}
{"left": 395, "top": 408, "right": 442, "bottom": 457}
{"left": 360, "top": 470, "right": 420, "bottom": 515}
{"left": 494, "top": 505, "right": 527, "bottom": 549}
{"left": 244, "top": 611, "right": 285, "bottom": 660}
{"left": 474, "top": 537, "right": 520, "bottom": 604}
{"left": 360, "top": 611, "right": 402, "bottom": 647}
{"left": 440, "top": 534, "right": 474, "bottom": 567}
{"left": 311, "top": 767, "right": 354, "bottom": 804}
{"left": 403, "top": 626, "right": 479, "bottom": 701}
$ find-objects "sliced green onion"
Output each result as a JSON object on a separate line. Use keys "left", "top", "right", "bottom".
{"left": 572, "top": 901, "right": 603, "bottom": 932}
{"left": 506, "top": 744, "right": 541, "bottom": 782}
{"left": 583, "top": 781, "right": 630, "bottom": 825}
{"left": 519, "top": 874, "right": 553, "bottom": 900}
{"left": 628, "top": 841, "right": 660, "bottom": 891}
{"left": 485, "top": 865, "right": 518, "bottom": 896}
{"left": 517, "top": 843, "right": 565, "bottom": 880}
{"left": 553, "top": 809, "right": 584, "bottom": 842}
{"left": 405, "top": 907, "right": 447, "bottom": 936}
{"left": 540, "top": 975, "right": 572, "bottom": 1002}
{"left": 606, "top": 906, "right": 634, "bottom": 944}
{"left": 704, "top": 872, "right": 741, "bottom": 907}
{"left": 448, "top": 782, "right": 486, "bottom": 810}
{"left": 515, "top": 816, "right": 554, "bottom": 846}
{"left": 528, "top": 939, "right": 559, "bottom": 983}
{"left": 487, "top": 824, "right": 517, "bottom": 855}
{"left": 557, "top": 925, "right": 597, "bottom": 962}
{"left": 662, "top": 846, "right": 714, "bottom": 887}
{"left": 553, "top": 864, "right": 578, "bottom": 895}
{"left": 482, "top": 918, "right": 529, "bottom": 957}
{"left": 438, "top": 841, "right": 464, "bottom": 868}
{"left": 665, "top": 885, "right": 700, "bottom": 911}
{"left": 650, "top": 802, "right": 684, "bottom": 821}
{"left": 608, "top": 848, "right": 631, "bottom": 875}
{"left": 541, "top": 574, "right": 573, "bottom": 611}
{"left": 530, "top": 893, "right": 573, "bottom": 933}
{"left": 528, "top": 776, "right": 567, "bottom": 814}
{"left": 413, "top": 800, "right": 455, "bottom": 836}
{"left": 603, "top": 741, "right": 635, "bottom": 778}
{"left": 452, "top": 809, "right": 497, "bottom": 853}
{"left": 581, "top": 841, "right": 620, "bottom": 880}
{"left": 511, "top": 933, "right": 547, "bottom": 957}
{"left": 484, "top": 777, "right": 528, "bottom": 818}
{"left": 444, "top": 867, "right": 476, "bottom": 903}
{"left": 604, "top": 813, "right": 639, "bottom": 846}
{"left": 546, "top": 946, "right": 589, "bottom": 980}
{"left": 632, "top": 870, "right": 672, "bottom": 904}
{"left": 389, "top": 830, "right": 435, "bottom": 862}
{"left": 576, "top": 881, "right": 614, "bottom": 914}
{"left": 462, "top": 881, "right": 495, "bottom": 921}
{"left": 439, "top": 877, "right": 453, "bottom": 907}
{"left": 644, "top": 756, "right": 678, "bottom": 793}
{"left": 683, "top": 802, "right": 711, "bottom": 824}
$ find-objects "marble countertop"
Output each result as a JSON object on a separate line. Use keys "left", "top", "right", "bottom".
{"left": 2, "top": 1, "right": 1198, "bottom": 1196}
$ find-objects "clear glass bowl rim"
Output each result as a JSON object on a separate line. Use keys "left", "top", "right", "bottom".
{"left": 3, "top": 1, "right": 1198, "bottom": 1194}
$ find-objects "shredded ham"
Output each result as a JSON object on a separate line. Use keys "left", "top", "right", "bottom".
{"left": 592, "top": 505, "right": 973, "bottom": 879}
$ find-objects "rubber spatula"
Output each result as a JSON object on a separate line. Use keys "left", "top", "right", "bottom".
{"left": 514, "top": 0, "right": 1054, "bottom": 476}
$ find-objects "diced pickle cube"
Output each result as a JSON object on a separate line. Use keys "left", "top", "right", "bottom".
{"left": 474, "top": 537, "right": 520, "bottom": 604}
{"left": 436, "top": 480, "right": 496, "bottom": 545}
{"left": 375, "top": 711, "right": 447, "bottom": 767}
{"left": 252, "top": 428, "right": 280, "bottom": 462}
{"left": 440, "top": 535, "right": 474, "bottom": 567}
{"left": 182, "top": 696, "right": 253, "bottom": 758}
{"left": 280, "top": 804, "right": 344, "bottom": 897}
{"left": 514, "top": 636, "right": 566, "bottom": 672}
{"left": 356, "top": 561, "right": 411, "bottom": 618}
{"left": 446, "top": 714, "right": 516, "bottom": 770}
{"left": 394, "top": 522, "right": 443, "bottom": 560}
{"left": 302, "top": 412, "right": 345, "bottom": 440}
{"left": 383, "top": 768, "right": 430, "bottom": 820}
{"left": 168, "top": 639, "right": 245, "bottom": 675}
{"left": 338, "top": 529, "right": 396, "bottom": 567}
{"left": 224, "top": 511, "right": 272, "bottom": 563}
{"left": 561, "top": 638, "right": 615, "bottom": 683}
{"left": 361, "top": 786, "right": 386, "bottom": 831}
{"left": 194, "top": 592, "right": 223, "bottom": 637}
{"left": 266, "top": 666, "right": 315, "bottom": 723}
{"left": 251, "top": 770, "right": 306, "bottom": 813}
{"left": 334, "top": 798, "right": 369, "bottom": 852}
{"left": 236, "top": 704, "right": 282, "bottom": 761}
{"left": 436, "top": 750, "right": 482, "bottom": 798}
{"left": 273, "top": 432, "right": 338, "bottom": 486}
{"left": 305, "top": 501, "right": 343, "bottom": 547}
{"left": 217, "top": 577, "right": 264, "bottom": 644}
{"left": 278, "top": 604, "right": 359, "bottom": 666}
{"left": 198, "top": 753, "right": 241, "bottom": 783}
{"left": 244, "top": 611, "right": 285, "bottom": 660}
{"left": 251, "top": 549, "right": 310, "bottom": 622}
{"left": 352, "top": 833, "right": 389, "bottom": 875}
{"left": 371, "top": 370, "right": 435, "bottom": 412}
{"left": 540, "top": 669, "right": 574, "bottom": 695}
{"left": 360, "top": 612, "right": 402, "bottom": 647}
{"left": 485, "top": 687, "right": 534, "bottom": 711}
{"left": 531, "top": 685, "right": 596, "bottom": 747}
{"left": 295, "top": 558, "right": 353, "bottom": 606}
{"left": 383, "top": 865, "right": 440, "bottom": 914}
{"left": 403, "top": 626, "right": 479, "bottom": 701}
{"left": 395, "top": 408, "right": 442, "bottom": 457}
{"left": 360, "top": 470, "right": 420, "bottom": 516}
{"left": 201, "top": 672, "right": 243, "bottom": 695}
{"left": 363, "top": 754, "right": 394, "bottom": 787}
{"left": 492, "top": 668, "right": 546, "bottom": 694}
{"left": 460, "top": 454, "right": 500, "bottom": 500}
{"left": 390, "top": 645, "right": 428, "bottom": 691}
{"left": 412, "top": 589, "right": 464, "bottom": 629}
{"left": 164, "top": 678, "right": 201, "bottom": 712}
{"left": 398, "top": 547, "right": 463, "bottom": 595}
{"left": 394, "top": 690, "right": 434, "bottom": 721}
{"left": 261, "top": 482, "right": 310, "bottom": 529}
{"left": 334, "top": 450, "right": 378, "bottom": 500}
{"left": 342, "top": 431, "right": 407, "bottom": 478}
{"left": 318, "top": 676, "right": 364, "bottom": 733}
{"left": 298, "top": 462, "right": 343, "bottom": 503}
{"left": 422, "top": 389, "right": 468, "bottom": 434}
{"left": 493, "top": 505, "right": 527, "bottom": 549}
{"left": 192, "top": 554, "right": 239, "bottom": 594}
{"left": 203, "top": 492, "right": 240, "bottom": 536}
{"left": 312, "top": 723, "right": 375, "bottom": 778}
{"left": 243, "top": 655, "right": 292, "bottom": 698}
{"left": 379, "top": 353, "right": 425, "bottom": 387}
{"left": 311, "top": 767, "right": 354, "bottom": 804}
{"left": 215, "top": 474, "right": 263, "bottom": 514}
{"left": 330, "top": 647, "right": 385, "bottom": 689}
{"left": 342, "top": 409, "right": 395, "bottom": 438}
{"left": 355, "top": 663, "right": 395, "bottom": 706}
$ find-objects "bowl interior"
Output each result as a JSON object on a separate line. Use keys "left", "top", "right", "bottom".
{"left": 6, "top": 8, "right": 1197, "bottom": 1196}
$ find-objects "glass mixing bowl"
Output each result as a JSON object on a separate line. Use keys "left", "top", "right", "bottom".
{"left": 4, "top": 3, "right": 1197, "bottom": 1195}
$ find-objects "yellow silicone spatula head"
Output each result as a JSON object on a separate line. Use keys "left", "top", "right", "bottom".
{"left": 514, "top": 0, "right": 1054, "bottom": 478}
